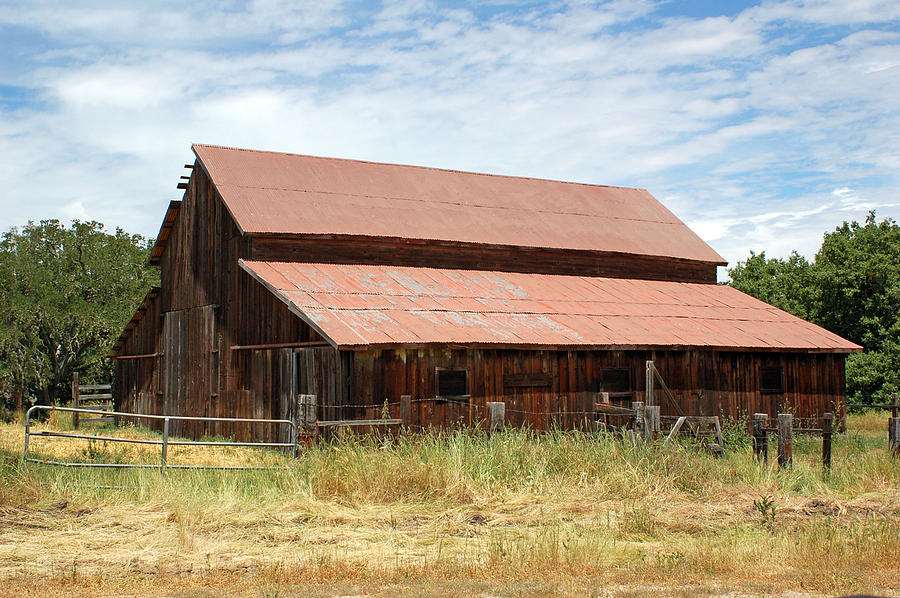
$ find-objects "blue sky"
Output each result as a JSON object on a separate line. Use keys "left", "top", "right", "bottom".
{"left": 0, "top": 0, "right": 898, "bottom": 278}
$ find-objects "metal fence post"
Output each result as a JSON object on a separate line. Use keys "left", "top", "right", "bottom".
{"left": 72, "top": 372, "right": 80, "bottom": 429}
{"left": 161, "top": 416, "right": 170, "bottom": 470}
{"left": 22, "top": 407, "right": 33, "bottom": 474}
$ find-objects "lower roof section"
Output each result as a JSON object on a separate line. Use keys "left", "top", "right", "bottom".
{"left": 238, "top": 260, "right": 862, "bottom": 353}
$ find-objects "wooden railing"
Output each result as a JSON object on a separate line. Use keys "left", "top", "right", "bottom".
{"left": 71, "top": 372, "right": 113, "bottom": 428}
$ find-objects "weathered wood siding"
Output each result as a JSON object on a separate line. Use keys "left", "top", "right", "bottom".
{"left": 346, "top": 348, "right": 846, "bottom": 429}
{"left": 250, "top": 237, "right": 718, "bottom": 283}
{"left": 115, "top": 163, "right": 328, "bottom": 440}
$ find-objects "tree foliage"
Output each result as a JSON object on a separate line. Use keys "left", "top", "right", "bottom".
{"left": 729, "top": 212, "right": 900, "bottom": 405}
{"left": 0, "top": 220, "right": 157, "bottom": 414}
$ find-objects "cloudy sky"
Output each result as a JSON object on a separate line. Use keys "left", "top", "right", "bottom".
{"left": 1, "top": 0, "right": 898, "bottom": 278}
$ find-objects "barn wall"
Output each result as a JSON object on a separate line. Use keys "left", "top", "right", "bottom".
{"left": 347, "top": 348, "right": 847, "bottom": 429}
{"left": 114, "top": 163, "right": 328, "bottom": 439}
{"left": 114, "top": 291, "right": 162, "bottom": 419}
{"left": 250, "top": 236, "right": 718, "bottom": 283}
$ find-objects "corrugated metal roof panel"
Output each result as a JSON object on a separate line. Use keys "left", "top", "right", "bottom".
{"left": 238, "top": 260, "right": 862, "bottom": 352}
{"left": 194, "top": 144, "right": 726, "bottom": 264}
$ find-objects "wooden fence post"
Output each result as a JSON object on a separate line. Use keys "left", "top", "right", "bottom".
{"left": 822, "top": 412, "right": 833, "bottom": 470}
{"left": 644, "top": 362, "right": 653, "bottom": 407}
{"left": 487, "top": 402, "right": 505, "bottom": 432}
{"left": 299, "top": 394, "right": 317, "bottom": 437}
{"left": 399, "top": 395, "right": 411, "bottom": 429}
{"left": 889, "top": 417, "right": 900, "bottom": 457}
{"left": 645, "top": 405, "right": 660, "bottom": 440}
{"left": 777, "top": 413, "right": 792, "bottom": 468}
{"left": 72, "top": 372, "right": 80, "bottom": 429}
{"left": 632, "top": 401, "right": 645, "bottom": 445}
{"left": 752, "top": 413, "right": 768, "bottom": 464}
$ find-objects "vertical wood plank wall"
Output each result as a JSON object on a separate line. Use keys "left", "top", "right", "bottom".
{"left": 347, "top": 348, "right": 846, "bottom": 431}
{"left": 114, "top": 164, "right": 323, "bottom": 441}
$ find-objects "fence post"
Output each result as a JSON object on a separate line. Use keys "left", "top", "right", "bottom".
{"left": 632, "top": 401, "right": 645, "bottom": 445}
{"left": 777, "top": 413, "right": 792, "bottom": 468}
{"left": 487, "top": 401, "right": 505, "bottom": 432}
{"left": 821, "top": 412, "right": 833, "bottom": 471}
{"left": 400, "top": 395, "right": 411, "bottom": 428}
{"left": 645, "top": 362, "right": 653, "bottom": 408}
{"left": 22, "top": 408, "right": 32, "bottom": 474}
{"left": 892, "top": 392, "right": 898, "bottom": 418}
{"left": 72, "top": 372, "right": 80, "bottom": 429}
{"left": 752, "top": 413, "right": 768, "bottom": 464}
{"left": 890, "top": 417, "right": 900, "bottom": 457}
{"left": 161, "top": 416, "right": 170, "bottom": 470}
{"left": 299, "top": 394, "right": 317, "bottom": 433}
{"left": 645, "top": 405, "right": 660, "bottom": 441}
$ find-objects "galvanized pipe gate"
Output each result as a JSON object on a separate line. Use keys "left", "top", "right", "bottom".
{"left": 22, "top": 405, "right": 298, "bottom": 472}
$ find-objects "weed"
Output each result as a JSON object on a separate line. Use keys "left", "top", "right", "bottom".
{"left": 753, "top": 495, "right": 777, "bottom": 530}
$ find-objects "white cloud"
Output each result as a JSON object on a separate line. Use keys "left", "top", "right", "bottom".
{"left": 0, "top": 0, "right": 898, "bottom": 280}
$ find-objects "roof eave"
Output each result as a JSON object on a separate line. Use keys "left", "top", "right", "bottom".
{"left": 336, "top": 342, "right": 861, "bottom": 353}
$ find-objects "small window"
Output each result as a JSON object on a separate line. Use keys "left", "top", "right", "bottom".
{"left": 760, "top": 366, "right": 784, "bottom": 393}
{"left": 598, "top": 368, "right": 632, "bottom": 394}
{"left": 436, "top": 368, "right": 469, "bottom": 398}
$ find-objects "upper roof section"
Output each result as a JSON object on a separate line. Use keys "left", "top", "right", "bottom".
{"left": 193, "top": 144, "right": 727, "bottom": 265}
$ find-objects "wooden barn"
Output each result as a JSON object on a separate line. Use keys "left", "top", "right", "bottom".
{"left": 110, "top": 144, "right": 861, "bottom": 439}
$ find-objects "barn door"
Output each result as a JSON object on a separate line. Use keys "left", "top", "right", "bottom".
{"left": 160, "top": 305, "right": 217, "bottom": 437}
{"left": 295, "top": 347, "right": 346, "bottom": 421}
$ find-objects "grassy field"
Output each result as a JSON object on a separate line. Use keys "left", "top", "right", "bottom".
{"left": 0, "top": 411, "right": 898, "bottom": 597}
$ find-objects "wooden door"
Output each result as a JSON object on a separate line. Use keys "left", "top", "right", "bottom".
{"left": 160, "top": 305, "right": 217, "bottom": 437}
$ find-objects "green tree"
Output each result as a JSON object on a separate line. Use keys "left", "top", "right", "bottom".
{"left": 815, "top": 213, "right": 900, "bottom": 404}
{"left": 0, "top": 220, "right": 157, "bottom": 413}
{"left": 728, "top": 212, "right": 900, "bottom": 405}
{"left": 814, "top": 213, "right": 900, "bottom": 352}
{"left": 728, "top": 250, "right": 817, "bottom": 321}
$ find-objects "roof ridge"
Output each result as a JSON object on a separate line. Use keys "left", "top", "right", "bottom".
{"left": 192, "top": 143, "right": 646, "bottom": 192}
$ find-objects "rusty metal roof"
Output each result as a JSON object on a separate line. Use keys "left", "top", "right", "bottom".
{"left": 239, "top": 260, "right": 860, "bottom": 352}
{"left": 194, "top": 144, "right": 726, "bottom": 265}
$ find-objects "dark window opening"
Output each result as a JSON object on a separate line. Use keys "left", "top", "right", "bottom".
{"left": 760, "top": 366, "right": 784, "bottom": 393}
{"left": 598, "top": 368, "right": 632, "bottom": 395}
{"left": 436, "top": 368, "right": 469, "bottom": 398}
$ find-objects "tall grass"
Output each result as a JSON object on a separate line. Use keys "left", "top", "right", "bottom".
{"left": 0, "top": 414, "right": 898, "bottom": 596}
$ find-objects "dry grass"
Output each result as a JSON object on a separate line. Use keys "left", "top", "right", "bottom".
{"left": 0, "top": 412, "right": 898, "bottom": 597}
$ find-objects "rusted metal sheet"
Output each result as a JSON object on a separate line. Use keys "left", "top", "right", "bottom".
{"left": 193, "top": 144, "right": 726, "bottom": 264}
{"left": 238, "top": 260, "right": 862, "bottom": 352}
